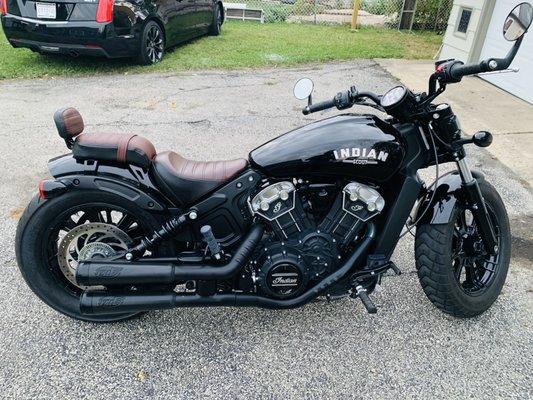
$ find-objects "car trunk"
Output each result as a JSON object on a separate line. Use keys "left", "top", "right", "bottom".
{"left": 7, "top": 0, "right": 99, "bottom": 21}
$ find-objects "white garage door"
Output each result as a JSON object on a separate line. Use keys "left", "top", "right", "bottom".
{"left": 479, "top": 0, "right": 533, "bottom": 104}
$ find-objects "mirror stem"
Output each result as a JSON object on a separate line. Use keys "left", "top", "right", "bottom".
{"left": 484, "top": 35, "right": 523, "bottom": 71}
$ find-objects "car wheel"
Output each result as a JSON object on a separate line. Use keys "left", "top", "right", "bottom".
{"left": 137, "top": 21, "right": 165, "bottom": 65}
{"left": 209, "top": 4, "right": 223, "bottom": 36}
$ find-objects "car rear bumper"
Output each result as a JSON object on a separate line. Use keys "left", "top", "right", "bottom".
{"left": 1, "top": 15, "right": 139, "bottom": 58}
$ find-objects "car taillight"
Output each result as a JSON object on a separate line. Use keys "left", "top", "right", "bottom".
{"left": 96, "top": 0, "right": 114, "bottom": 23}
{"left": 0, "top": 0, "right": 8, "bottom": 16}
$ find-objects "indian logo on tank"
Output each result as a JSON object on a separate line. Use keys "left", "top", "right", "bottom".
{"left": 333, "top": 147, "right": 389, "bottom": 165}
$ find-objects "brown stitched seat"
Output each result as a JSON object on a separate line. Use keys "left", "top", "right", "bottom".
{"left": 54, "top": 107, "right": 249, "bottom": 205}
{"left": 152, "top": 151, "right": 248, "bottom": 206}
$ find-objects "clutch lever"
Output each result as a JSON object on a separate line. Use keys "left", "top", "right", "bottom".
{"left": 478, "top": 68, "right": 519, "bottom": 76}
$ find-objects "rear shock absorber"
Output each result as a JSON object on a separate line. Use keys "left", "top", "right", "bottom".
{"left": 126, "top": 210, "right": 198, "bottom": 260}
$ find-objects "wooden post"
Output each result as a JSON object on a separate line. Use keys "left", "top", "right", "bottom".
{"left": 351, "top": 0, "right": 360, "bottom": 30}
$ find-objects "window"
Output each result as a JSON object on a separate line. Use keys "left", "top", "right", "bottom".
{"left": 457, "top": 8, "right": 472, "bottom": 34}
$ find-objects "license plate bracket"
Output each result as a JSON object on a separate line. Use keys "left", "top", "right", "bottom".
{"left": 36, "top": 2, "right": 57, "bottom": 19}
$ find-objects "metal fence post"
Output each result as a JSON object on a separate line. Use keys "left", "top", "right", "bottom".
{"left": 399, "top": 0, "right": 418, "bottom": 30}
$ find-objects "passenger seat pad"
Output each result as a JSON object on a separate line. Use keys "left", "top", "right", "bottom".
{"left": 152, "top": 151, "right": 249, "bottom": 206}
{"left": 73, "top": 133, "right": 156, "bottom": 168}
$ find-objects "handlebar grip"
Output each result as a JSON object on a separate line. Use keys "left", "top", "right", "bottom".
{"left": 449, "top": 62, "right": 485, "bottom": 80}
{"left": 303, "top": 99, "right": 336, "bottom": 115}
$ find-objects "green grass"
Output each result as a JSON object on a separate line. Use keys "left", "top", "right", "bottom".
{"left": 0, "top": 21, "right": 442, "bottom": 80}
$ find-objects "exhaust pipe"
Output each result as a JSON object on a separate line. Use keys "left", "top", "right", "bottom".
{"left": 76, "top": 224, "right": 264, "bottom": 286}
{"left": 80, "top": 224, "right": 375, "bottom": 315}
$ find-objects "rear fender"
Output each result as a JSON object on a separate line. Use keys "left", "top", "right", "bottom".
{"left": 415, "top": 170, "right": 485, "bottom": 225}
{"left": 45, "top": 154, "right": 175, "bottom": 212}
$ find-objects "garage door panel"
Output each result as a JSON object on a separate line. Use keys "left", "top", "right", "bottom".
{"left": 480, "top": 0, "right": 533, "bottom": 104}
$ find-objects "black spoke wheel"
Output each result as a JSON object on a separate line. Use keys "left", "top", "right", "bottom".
{"left": 137, "top": 21, "right": 165, "bottom": 65}
{"left": 451, "top": 208, "right": 500, "bottom": 295}
{"left": 16, "top": 190, "right": 175, "bottom": 322}
{"left": 415, "top": 179, "right": 510, "bottom": 318}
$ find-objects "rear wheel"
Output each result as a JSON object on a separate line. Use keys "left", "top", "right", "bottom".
{"left": 415, "top": 180, "right": 510, "bottom": 318}
{"left": 15, "top": 191, "right": 173, "bottom": 322}
{"left": 137, "top": 21, "right": 165, "bottom": 65}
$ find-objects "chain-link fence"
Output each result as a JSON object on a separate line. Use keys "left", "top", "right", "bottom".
{"left": 223, "top": 0, "right": 453, "bottom": 31}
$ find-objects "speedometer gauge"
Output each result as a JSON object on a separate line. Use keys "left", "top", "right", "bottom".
{"left": 381, "top": 86, "right": 408, "bottom": 108}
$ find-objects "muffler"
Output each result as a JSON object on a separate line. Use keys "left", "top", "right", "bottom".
{"left": 76, "top": 224, "right": 264, "bottom": 286}
{"left": 80, "top": 224, "right": 375, "bottom": 315}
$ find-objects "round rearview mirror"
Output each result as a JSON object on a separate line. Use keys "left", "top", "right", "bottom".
{"left": 503, "top": 2, "right": 533, "bottom": 41}
{"left": 293, "top": 78, "right": 314, "bottom": 100}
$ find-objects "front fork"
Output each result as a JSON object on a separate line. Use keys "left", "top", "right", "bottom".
{"left": 455, "top": 156, "right": 498, "bottom": 255}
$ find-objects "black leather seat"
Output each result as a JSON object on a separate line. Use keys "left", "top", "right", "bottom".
{"left": 152, "top": 151, "right": 249, "bottom": 206}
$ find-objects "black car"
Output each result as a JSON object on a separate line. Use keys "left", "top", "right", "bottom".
{"left": 0, "top": 0, "right": 224, "bottom": 64}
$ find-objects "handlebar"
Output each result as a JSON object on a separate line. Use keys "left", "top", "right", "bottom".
{"left": 302, "top": 89, "right": 382, "bottom": 115}
{"left": 303, "top": 99, "right": 336, "bottom": 115}
{"left": 449, "top": 62, "right": 487, "bottom": 80}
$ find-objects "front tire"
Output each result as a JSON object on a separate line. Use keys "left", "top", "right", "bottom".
{"left": 415, "top": 180, "right": 510, "bottom": 318}
{"left": 209, "top": 4, "right": 223, "bottom": 36}
{"left": 137, "top": 21, "right": 165, "bottom": 65}
{"left": 15, "top": 191, "right": 171, "bottom": 322}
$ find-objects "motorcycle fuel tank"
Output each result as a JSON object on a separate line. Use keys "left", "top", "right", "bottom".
{"left": 249, "top": 114, "right": 404, "bottom": 182}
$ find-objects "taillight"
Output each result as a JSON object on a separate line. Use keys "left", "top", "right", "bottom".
{"left": 0, "top": 0, "right": 8, "bottom": 16}
{"left": 96, "top": 0, "right": 114, "bottom": 23}
{"left": 38, "top": 179, "right": 67, "bottom": 200}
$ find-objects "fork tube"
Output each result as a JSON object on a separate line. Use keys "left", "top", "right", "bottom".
{"left": 455, "top": 154, "right": 498, "bottom": 255}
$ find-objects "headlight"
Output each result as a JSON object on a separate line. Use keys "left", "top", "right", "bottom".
{"left": 381, "top": 86, "right": 408, "bottom": 108}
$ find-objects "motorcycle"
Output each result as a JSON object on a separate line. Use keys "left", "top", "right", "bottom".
{"left": 15, "top": 3, "right": 533, "bottom": 322}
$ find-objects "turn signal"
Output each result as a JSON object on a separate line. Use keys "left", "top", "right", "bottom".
{"left": 0, "top": 0, "right": 8, "bottom": 15}
{"left": 96, "top": 0, "right": 114, "bottom": 23}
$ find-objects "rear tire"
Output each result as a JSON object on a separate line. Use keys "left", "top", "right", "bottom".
{"left": 137, "top": 21, "right": 165, "bottom": 65}
{"left": 415, "top": 180, "right": 510, "bottom": 318}
{"left": 15, "top": 191, "right": 172, "bottom": 322}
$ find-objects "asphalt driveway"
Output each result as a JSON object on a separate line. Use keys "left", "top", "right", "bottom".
{"left": 0, "top": 61, "right": 531, "bottom": 399}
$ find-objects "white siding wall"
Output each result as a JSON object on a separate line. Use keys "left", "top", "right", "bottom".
{"left": 479, "top": 0, "right": 533, "bottom": 104}
{"left": 440, "top": 0, "right": 488, "bottom": 62}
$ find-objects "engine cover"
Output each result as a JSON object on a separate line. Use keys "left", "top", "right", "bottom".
{"left": 257, "top": 233, "right": 340, "bottom": 299}
{"left": 257, "top": 244, "right": 308, "bottom": 299}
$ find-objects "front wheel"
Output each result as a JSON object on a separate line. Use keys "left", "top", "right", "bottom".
{"left": 415, "top": 180, "right": 510, "bottom": 318}
{"left": 209, "top": 4, "right": 223, "bottom": 36}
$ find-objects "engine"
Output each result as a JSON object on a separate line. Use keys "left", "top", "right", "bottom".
{"left": 248, "top": 180, "right": 385, "bottom": 299}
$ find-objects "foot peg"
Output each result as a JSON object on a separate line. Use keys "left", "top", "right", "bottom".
{"left": 352, "top": 285, "right": 377, "bottom": 314}
{"left": 201, "top": 225, "right": 222, "bottom": 260}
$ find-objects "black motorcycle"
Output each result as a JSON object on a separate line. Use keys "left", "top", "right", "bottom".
{"left": 16, "top": 4, "right": 533, "bottom": 322}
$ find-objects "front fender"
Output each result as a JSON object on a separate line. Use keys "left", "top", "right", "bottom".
{"left": 415, "top": 170, "right": 485, "bottom": 225}
{"left": 46, "top": 154, "right": 174, "bottom": 212}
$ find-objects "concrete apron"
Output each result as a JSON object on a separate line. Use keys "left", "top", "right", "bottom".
{"left": 378, "top": 59, "right": 533, "bottom": 189}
